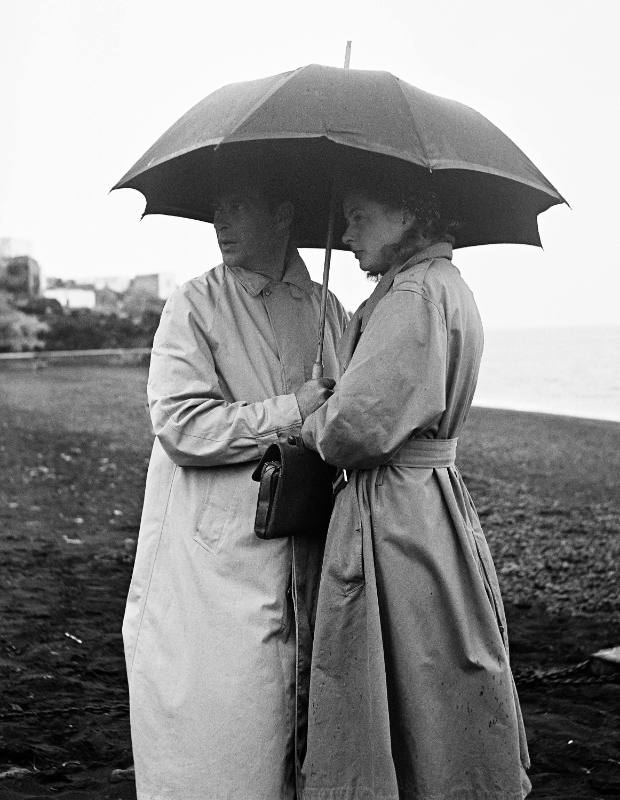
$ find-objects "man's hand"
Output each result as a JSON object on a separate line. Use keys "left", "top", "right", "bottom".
{"left": 295, "top": 378, "right": 336, "bottom": 422}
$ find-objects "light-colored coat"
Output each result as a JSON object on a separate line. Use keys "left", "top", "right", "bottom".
{"left": 301, "top": 243, "right": 530, "bottom": 800}
{"left": 123, "top": 252, "right": 347, "bottom": 800}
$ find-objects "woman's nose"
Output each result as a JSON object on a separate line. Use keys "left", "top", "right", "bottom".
{"left": 213, "top": 208, "right": 228, "bottom": 228}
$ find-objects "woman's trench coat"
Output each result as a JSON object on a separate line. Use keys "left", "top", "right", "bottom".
{"left": 301, "top": 243, "right": 531, "bottom": 800}
{"left": 123, "top": 253, "right": 347, "bottom": 800}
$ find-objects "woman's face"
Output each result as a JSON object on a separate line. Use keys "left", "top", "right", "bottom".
{"left": 342, "top": 192, "right": 408, "bottom": 275}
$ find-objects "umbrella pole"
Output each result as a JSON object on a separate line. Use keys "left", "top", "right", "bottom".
{"left": 310, "top": 42, "right": 350, "bottom": 379}
{"left": 311, "top": 187, "right": 338, "bottom": 380}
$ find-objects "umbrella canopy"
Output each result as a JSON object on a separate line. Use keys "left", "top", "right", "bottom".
{"left": 113, "top": 63, "right": 565, "bottom": 249}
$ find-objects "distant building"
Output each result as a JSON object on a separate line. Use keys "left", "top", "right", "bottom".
{"left": 93, "top": 274, "right": 131, "bottom": 293}
{"left": 121, "top": 272, "right": 176, "bottom": 319}
{"left": 44, "top": 287, "right": 96, "bottom": 309}
{"left": 33, "top": 271, "right": 177, "bottom": 313}
{"left": 0, "top": 255, "right": 42, "bottom": 299}
{"left": 94, "top": 285, "right": 124, "bottom": 315}
{"left": 45, "top": 278, "right": 97, "bottom": 309}
{"left": 126, "top": 272, "right": 177, "bottom": 300}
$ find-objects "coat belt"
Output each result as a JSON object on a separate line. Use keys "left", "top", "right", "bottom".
{"left": 388, "top": 437, "right": 458, "bottom": 468}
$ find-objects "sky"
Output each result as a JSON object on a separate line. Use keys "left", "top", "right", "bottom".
{"left": 1, "top": 0, "right": 618, "bottom": 329}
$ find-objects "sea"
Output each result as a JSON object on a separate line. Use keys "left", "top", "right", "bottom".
{"left": 473, "top": 326, "right": 620, "bottom": 423}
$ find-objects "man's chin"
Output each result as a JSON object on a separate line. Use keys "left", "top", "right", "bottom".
{"left": 221, "top": 253, "right": 243, "bottom": 269}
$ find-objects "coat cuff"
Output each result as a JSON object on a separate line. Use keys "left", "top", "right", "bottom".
{"left": 255, "top": 393, "right": 303, "bottom": 457}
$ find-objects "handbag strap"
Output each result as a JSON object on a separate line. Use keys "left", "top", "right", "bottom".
{"left": 254, "top": 462, "right": 278, "bottom": 538}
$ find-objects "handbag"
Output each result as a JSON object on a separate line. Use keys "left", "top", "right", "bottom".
{"left": 252, "top": 435, "right": 337, "bottom": 539}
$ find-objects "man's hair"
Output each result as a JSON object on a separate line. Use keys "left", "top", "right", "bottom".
{"left": 212, "top": 168, "right": 297, "bottom": 236}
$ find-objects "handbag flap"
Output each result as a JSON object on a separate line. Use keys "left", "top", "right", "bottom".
{"left": 252, "top": 437, "right": 336, "bottom": 538}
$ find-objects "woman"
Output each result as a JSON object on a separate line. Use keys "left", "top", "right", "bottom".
{"left": 298, "top": 173, "right": 531, "bottom": 800}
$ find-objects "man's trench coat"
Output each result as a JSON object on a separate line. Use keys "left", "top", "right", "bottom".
{"left": 123, "top": 252, "right": 347, "bottom": 800}
{"left": 301, "top": 243, "right": 531, "bottom": 800}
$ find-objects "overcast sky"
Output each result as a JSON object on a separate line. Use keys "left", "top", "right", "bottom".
{"left": 1, "top": 0, "right": 618, "bottom": 328}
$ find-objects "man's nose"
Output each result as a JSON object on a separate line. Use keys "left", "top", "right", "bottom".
{"left": 341, "top": 225, "right": 353, "bottom": 246}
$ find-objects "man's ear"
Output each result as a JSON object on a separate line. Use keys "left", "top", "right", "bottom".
{"left": 274, "top": 201, "right": 295, "bottom": 232}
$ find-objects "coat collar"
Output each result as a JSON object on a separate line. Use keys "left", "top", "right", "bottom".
{"left": 227, "top": 249, "right": 314, "bottom": 297}
{"left": 360, "top": 242, "right": 453, "bottom": 332}
{"left": 402, "top": 241, "right": 453, "bottom": 269}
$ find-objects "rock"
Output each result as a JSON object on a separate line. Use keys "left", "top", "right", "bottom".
{"left": 62, "top": 534, "right": 84, "bottom": 545}
{"left": 591, "top": 646, "right": 620, "bottom": 675}
{"left": 110, "top": 765, "right": 135, "bottom": 783}
{"left": 0, "top": 766, "right": 32, "bottom": 780}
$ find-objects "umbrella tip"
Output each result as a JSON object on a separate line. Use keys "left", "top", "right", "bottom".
{"left": 344, "top": 41, "right": 352, "bottom": 69}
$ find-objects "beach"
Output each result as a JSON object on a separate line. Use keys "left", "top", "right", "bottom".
{"left": 0, "top": 364, "right": 619, "bottom": 799}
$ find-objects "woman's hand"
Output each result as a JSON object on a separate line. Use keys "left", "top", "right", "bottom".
{"left": 295, "top": 378, "right": 335, "bottom": 421}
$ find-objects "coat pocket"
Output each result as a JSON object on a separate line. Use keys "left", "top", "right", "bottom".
{"left": 344, "top": 525, "right": 364, "bottom": 595}
{"left": 471, "top": 526, "right": 508, "bottom": 648}
{"left": 326, "top": 485, "right": 365, "bottom": 593}
{"left": 193, "top": 466, "right": 245, "bottom": 555}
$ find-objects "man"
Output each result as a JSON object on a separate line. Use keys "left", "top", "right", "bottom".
{"left": 123, "top": 174, "right": 347, "bottom": 800}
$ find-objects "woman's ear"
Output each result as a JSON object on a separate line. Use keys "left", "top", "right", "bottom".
{"left": 401, "top": 205, "right": 415, "bottom": 228}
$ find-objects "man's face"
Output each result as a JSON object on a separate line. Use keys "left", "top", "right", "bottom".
{"left": 213, "top": 189, "right": 282, "bottom": 271}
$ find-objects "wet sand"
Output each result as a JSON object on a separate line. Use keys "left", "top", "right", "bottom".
{"left": 0, "top": 365, "right": 619, "bottom": 799}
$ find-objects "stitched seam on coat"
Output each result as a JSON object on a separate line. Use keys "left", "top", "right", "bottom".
{"left": 209, "top": 272, "right": 224, "bottom": 339}
{"left": 167, "top": 419, "right": 300, "bottom": 443}
{"left": 129, "top": 464, "right": 178, "bottom": 676}
{"left": 392, "top": 285, "right": 447, "bottom": 330}
{"left": 178, "top": 272, "right": 219, "bottom": 341}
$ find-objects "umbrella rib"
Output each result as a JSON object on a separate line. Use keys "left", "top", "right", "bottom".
{"left": 393, "top": 74, "right": 432, "bottom": 168}
{"left": 122, "top": 66, "right": 309, "bottom": 178}
{"left": 219, "top": 65, "right": 308, "bottom": 147}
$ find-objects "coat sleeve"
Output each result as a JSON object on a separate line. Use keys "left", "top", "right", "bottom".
{"left": 147, "top": 288, "right": 302, "bottom": 468}
{"left": 302, "top": 287, "right": 447, "bottom": 469}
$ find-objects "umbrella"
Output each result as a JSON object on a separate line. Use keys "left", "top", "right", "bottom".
{"left": 113, "top": 63, "right": 566, "bottom": 374}
{"left": 113, "top": 63, "right": 565, "bottom": 249}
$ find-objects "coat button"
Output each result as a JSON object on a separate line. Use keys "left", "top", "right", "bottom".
{"left": 264, "top": 288, "right": 271, "bottom": 296}
{"left": 287, "top": 435, "right": 297, "bottom": 446}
